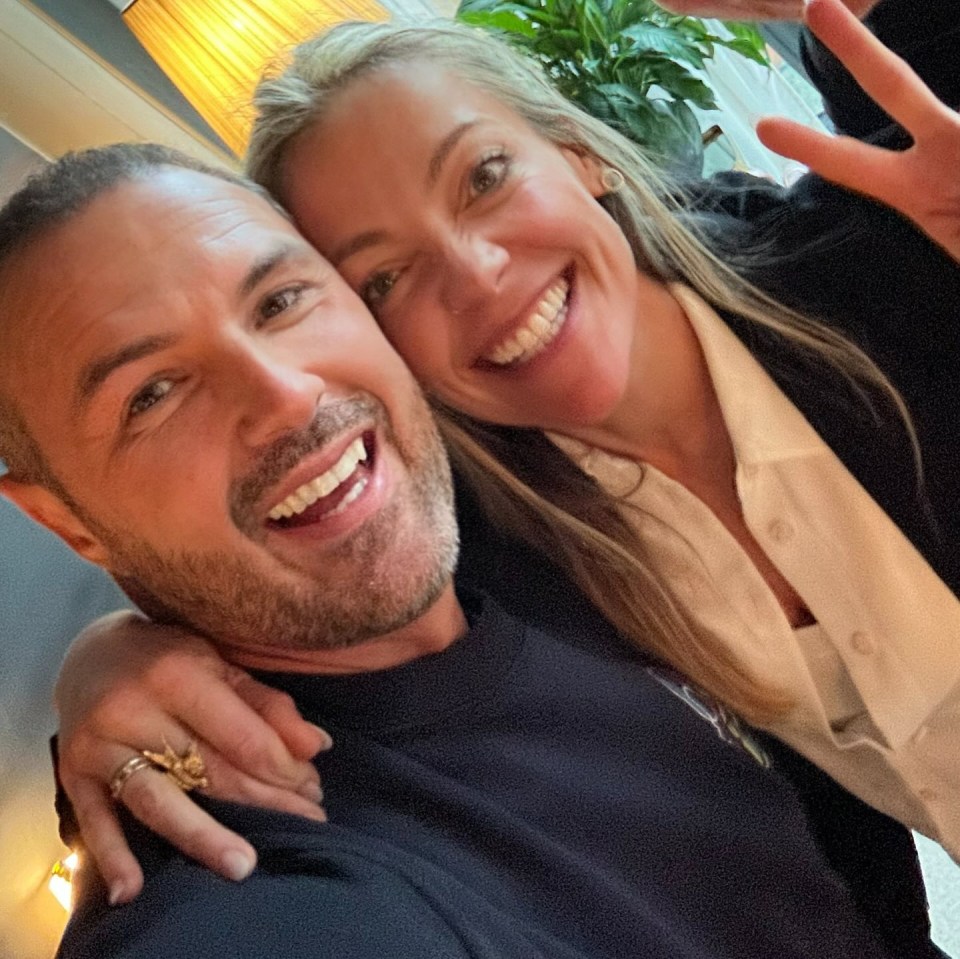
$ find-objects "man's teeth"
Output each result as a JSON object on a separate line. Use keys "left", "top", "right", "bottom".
{"left": 486, "top": 278, "right": 569, "bottom": 366}
{"left": 268, "top": 437, "right": 367, "bottom": 521}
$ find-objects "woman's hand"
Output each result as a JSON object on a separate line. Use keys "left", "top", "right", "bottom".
{"left": 655, "top": 0, "right": 877, "bottom": 19}
{"left": 756, "top": 0, "right": 960, "bottom": 262}
{"left": 55, "top": 611, "right": 332, "bottom": 905}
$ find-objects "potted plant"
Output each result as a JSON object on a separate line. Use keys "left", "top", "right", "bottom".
{"left": 457, "top": 0, "right": 768, "bottom": 173}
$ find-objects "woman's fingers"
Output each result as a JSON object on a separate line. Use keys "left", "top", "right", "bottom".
{"left": 197, "top": 743, "right": 328, "bottom": 822}
{"left": 228, "top": 669, "right": 333, "bottom": 764}
{"left": 67, "top": 777, "right": 144, "bottom": 905}
{"left": 757, "top": 0, "right": 960, "bottom": 261}
{"left": 71, "top": 736, "right": 331, "bottom": 903}
{"left": 152, "top": 667, "right": 325, "bottom": 795}
{"left": 655, "top": 0, "right": 878, "bottom": 18}
{"left": 656, "top": 1, "right": 804, "bottom": 18}
{"left": 113, "top": 754, "right": 259, "bottom": 882}
{"left": 112, "top": 740, "right": 327, "bottom": 877}
{"left": 755, "top": 117, "right": 879, "bottom": 191}
{"left": 81, "top": 651, "right": 326, "bottom": 798}
{"left": 803, "top": 0, "right": 951, "bottom": 138}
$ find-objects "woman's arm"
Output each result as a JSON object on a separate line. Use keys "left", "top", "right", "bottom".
{"left": 656, "top": 0, "right": 879, "bottom": 18}
{"left": 55, "top": 611, "right": 331, "bottom": 903}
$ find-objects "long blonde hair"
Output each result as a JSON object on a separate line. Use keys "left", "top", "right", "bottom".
{"left": 246, "top": 19, "right": 913, "bottom": 723}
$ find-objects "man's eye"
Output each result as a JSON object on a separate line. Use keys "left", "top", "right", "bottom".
{"left": 259, "top": 285, "right": 304, "bottom": 325}
{"left": 361, "top": 271, "right": 399, "bottom": 309}
{"left": 128, "top": 379, "right": 173, "bottom": 419}
{"left": 469, "top": 152, "right": 511, "bottom": 198}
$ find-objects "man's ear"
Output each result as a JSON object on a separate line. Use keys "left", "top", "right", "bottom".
{"left": 0, "top": 475, "right": 109, "bottom": 566}
{"left": 560, "top": 147, "right": 608, "bottom": 199}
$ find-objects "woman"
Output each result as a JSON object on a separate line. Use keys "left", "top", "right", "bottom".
{"left": 53, "top": 0, "right": 960, "bottom": 906}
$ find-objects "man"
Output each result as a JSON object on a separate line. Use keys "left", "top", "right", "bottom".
{"left": 0, "top": 145, "right": 940, "bottom": 958}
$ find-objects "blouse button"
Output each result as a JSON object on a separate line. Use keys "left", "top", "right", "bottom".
{"left": 850, "top": 631, "right": 876, "bottom": 655}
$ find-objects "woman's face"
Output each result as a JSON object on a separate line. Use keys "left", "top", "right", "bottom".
{"left": 281, "top": 62, "right": 673, "bottom": 431}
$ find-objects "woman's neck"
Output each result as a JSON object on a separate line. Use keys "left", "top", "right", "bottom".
{"left": 560, "top": 283, "right": 738, "bottom": 507}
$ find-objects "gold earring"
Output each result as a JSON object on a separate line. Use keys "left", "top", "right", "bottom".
{"left": 600, "top": 167, "right": 625, "bottom": 193}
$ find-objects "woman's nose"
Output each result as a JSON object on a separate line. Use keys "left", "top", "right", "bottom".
{"left": 439, "top": 232, "right": 509, "bottom": 315}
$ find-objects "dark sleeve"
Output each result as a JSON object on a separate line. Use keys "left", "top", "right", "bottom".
{"left": 800, "top": 0, "right": 960, "bottom": 142}
{"left": 56, "top": 812, "right": 478, "bottom": 959}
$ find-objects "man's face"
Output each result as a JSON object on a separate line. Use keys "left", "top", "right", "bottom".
{"left": 0, "top": 168, "right": 458, "bottom": 661}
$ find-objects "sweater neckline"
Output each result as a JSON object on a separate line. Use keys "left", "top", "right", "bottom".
{"left": 256, "top": 589, "right": 526, "bottom": 734}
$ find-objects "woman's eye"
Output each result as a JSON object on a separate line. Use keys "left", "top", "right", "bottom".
{"left": 259, "top": 285, "right": 304, "bottom": 325}
{"left": 128, "top": 379, "right": 173, "bottom": 419}
{"left": 361, "top": 271, "right": 399, "bottom": 309}
{"left": 469, "top": 153, "right": 510, "bottom": 198}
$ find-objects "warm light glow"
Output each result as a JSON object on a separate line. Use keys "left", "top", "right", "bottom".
{"left": 48, "top": 853, "right": 79, "bottom": 912}
{"left": 122, "top": 0, "right": 389, "bottom": 156}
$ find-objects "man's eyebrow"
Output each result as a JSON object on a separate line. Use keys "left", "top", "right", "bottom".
{"left": 427, "top": 121, "right": 479, "bottom": 186}
{"left": 240, "top": 242, "right": 303, "bottom": 298}
{"left": 76, "top": 334, "right": 178, "bottom": 407}
{"left": 330, "top": 122, "right": 480, "bottom": 268}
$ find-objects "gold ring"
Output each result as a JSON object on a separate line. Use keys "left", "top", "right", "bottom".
{"left": 109, "top": 755, "right": 155, "bottom": 800}
{"left": 141, "top": 740, "right": 209, "bottom": 793}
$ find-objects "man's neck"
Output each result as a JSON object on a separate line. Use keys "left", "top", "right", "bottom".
{"left": 222, "top": 583, "right": 469, "bottom": 675}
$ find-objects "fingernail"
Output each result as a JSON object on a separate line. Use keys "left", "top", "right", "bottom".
{"left": 108, "top": 882, "right": 127, "bottom": 906}
{"left": 221, "top": 850, "right": 255, "bottom": 882}
{"left": 309, "top": 724, "right": 333, "bottom": 750}
{"left": 300, "top": 779, "right": 324, "bottom": 803}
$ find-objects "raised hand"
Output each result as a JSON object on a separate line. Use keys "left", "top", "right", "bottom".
{"left": 756, "top": 0, "right": 960, "bottom": 262}
{"left": 55, "top": 611, "right": 331, "bottom": 904}
{"left": 655, "top": 0, "right": 877, "bottom": 20}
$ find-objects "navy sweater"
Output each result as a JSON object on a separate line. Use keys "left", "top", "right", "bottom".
{"left": 58, "top": 587, "right": 941, "bottom": 959}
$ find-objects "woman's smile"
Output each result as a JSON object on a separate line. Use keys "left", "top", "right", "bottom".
{"left": 279, "top": 61, "right": 664, "bottom": 433}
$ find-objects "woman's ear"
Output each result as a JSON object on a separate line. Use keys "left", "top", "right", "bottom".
{"left": 560, "top": 148, "right": 608, "bottom": 198}
{"left": 0, "top": 476, "right": 110, "bottom": 566}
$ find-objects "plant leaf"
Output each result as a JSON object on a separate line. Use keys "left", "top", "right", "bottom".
{"left": 619, "top": 22, "right": 706, "bottom": 69}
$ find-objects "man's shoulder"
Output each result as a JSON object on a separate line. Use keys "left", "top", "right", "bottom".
{"left": 56, "top": 802, "right": 552, "bottom": 959}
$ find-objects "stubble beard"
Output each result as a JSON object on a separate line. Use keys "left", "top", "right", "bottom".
{"left": 98, "top": 392, "right": 459, "bottom": 654}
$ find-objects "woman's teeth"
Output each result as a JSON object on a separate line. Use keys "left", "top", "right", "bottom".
{"left": 486, "top": 278, "right": 569, "bottom": 366}
{"left": 268, "top": 437, "right": 368, "bottom": 521}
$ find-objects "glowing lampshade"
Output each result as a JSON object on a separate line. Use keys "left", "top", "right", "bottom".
{"left": 122, "top": 0, "right": 389, "bottom": 156}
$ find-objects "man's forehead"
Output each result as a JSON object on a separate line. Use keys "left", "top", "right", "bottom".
{"left": 0, "top": 168, "right": 320, "bottom": 399}
{"left": 8, "top": 170, "right": 317, "bottom": 319}
{"left": 87, "top": 168, "right": 301, "bottom": 259}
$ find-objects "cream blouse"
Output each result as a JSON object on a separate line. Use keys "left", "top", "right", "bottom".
{"left": 551, "top": 284, "right": 960, "bottom": 861}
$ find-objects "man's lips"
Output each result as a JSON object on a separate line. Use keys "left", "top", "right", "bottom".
{"left": 264, "top": 430, "right": 376, "bottom": 529}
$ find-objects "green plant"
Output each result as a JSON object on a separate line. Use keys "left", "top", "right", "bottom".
{"left": 457, "top": 0, "right": 768, "bottom": 170}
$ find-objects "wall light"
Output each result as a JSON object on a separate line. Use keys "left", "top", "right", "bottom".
{"left": 121, "top": 0, "right": 389, "bottom": 156}
{"left": 48, "top": 852, "right": 79, "bottom": 912}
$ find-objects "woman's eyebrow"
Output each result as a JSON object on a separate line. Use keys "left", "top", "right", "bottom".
{"left": 331, "top": 122, "right": 483, "bottom": 267}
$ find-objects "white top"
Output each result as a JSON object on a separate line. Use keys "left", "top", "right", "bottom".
{"left": 551, "top": 284, "right": 960, "bottom": 861}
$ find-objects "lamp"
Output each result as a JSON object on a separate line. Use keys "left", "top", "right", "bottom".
{"left": 121, "top": 0, "right": 389, "bottom": 156}
{"left": 48, "top": 852, "right": 79, "bottom": 912}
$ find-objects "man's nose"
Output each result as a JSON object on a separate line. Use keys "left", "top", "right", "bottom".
{"left": 233, "top": 350, "right": 326, "bottom": 449}
{"left": 439, "top": 231, "right": 509, "bottom": 315}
